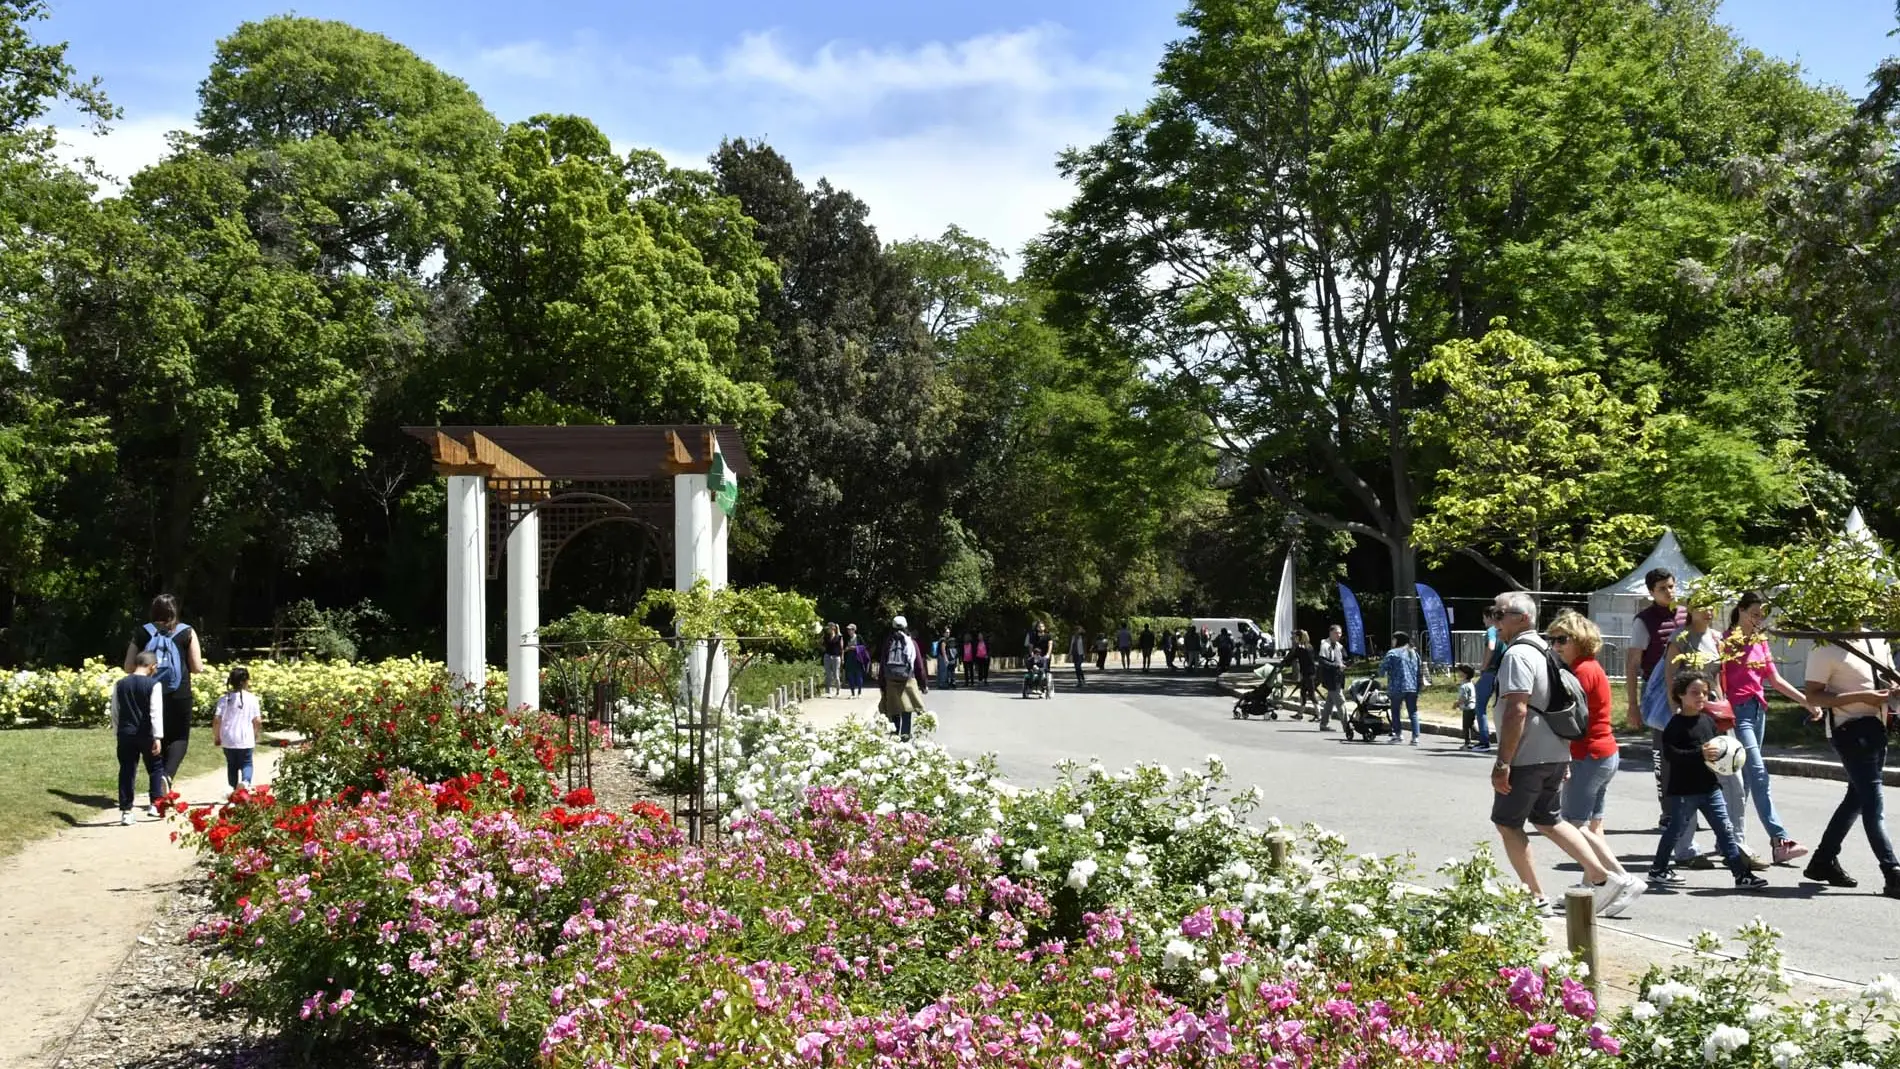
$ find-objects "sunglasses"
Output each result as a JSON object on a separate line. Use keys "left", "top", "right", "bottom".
{"left": 1550, "top": 635, "right": 1570, "bottom": 645}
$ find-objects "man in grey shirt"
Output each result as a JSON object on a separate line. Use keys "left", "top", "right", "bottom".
{"left": 1489, "top": 591, "right": 1642, "bottom": 916}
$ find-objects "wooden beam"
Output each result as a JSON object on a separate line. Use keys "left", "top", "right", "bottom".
{"left": 659, "top": 429, "right": 703, "bottom": 475}
{"left": 430, "top": 431, "right": 486, "bottom": 475}
{"left": 468, "top": 432, "right": 545, "bottom": 481}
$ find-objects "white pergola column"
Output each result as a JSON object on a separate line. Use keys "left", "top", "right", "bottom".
{"left": 675, "top": 473, "right": 712, "bottom": 708}
{"left": 708, "top": 498, "right": 731, "bottom": 707}
{"left": 445, "top": 474, "right": 487, "bottom": 690}
{"left": 506, "top": 510, "right": 539, "bottom": 710}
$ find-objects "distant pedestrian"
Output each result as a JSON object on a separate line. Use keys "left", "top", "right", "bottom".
{"left": 876, "top": 617, "right": 928, "bottom": 741}
{"left": 1801, "top": 630, "right": 1900, "bottom": 898}
{"left": 1116, "top": 623, "right": 1133, "bottom": 669}
{"left": 822, "top": 623, "right": 844, "bottom": 696}
{"left": 937, "top": 627, "right": 959, "bottom": 689}
{"left": 1488, "top": 591, "right": 1640, "bottom": 916}
{"left": 1722, "top": 592, "right": 1815, "bottom": 867}
{"left": 1550, "top": 611, "right": 1642, "bottom": 911}
{"left": 1648, "top": 670, "right": 1768, "bottom": 892}
{"left": 1241, "top": 625, "right": 1260, "bottom": 665}
{"left": 843, "top": 624, "right": 868, "bottom": 696}
{"left": 1627, "top": 568, "right": 1686, "bottom": 827}
{"left": 1184, "top": 626, "right": 1201, "bottom": 671}
{"left": 1455, "top": 665, "right": 1479, "bottom": 748}
{"left": 1161, "top": 628, "right": 1177, "bottom": 671}
{"left": 1317, "top": 624, "right": 1347, "bottom": 731}
{"left": 1069, "top": 627, "right": 1088, "bottom": 687}
{"left": 1471, "top": 613, "right": 1500, "bottom": 751}
{"left": 961, "top": 634, "right": 977, "bottom": 687}
{"left": 974, "top": 633, "right": 990, "bottom": 685}
{"left": 213, "top": 667, "right": 262, "bottom": 797}
{"left": 110, "top": 653, "right": 165, "bottom": 825}
{"left": 1380, "top": 632, "right": 1421, "bottom": 745}
{"left": 1215, "top": 627, "right": 1235, "bottom": 673}
{"left": 1289, "top": 630, "right": 1317, "bottom": 718}
{"left": 125, "top": 594, "right": 204, "bottom": 811}
{"left": 1138, "top": 624, "right": 1155, "bottom": 671}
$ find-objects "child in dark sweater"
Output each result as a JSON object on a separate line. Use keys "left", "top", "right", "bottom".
{"left": 1650, "top": 670, "right": 1767, "bottom": 890}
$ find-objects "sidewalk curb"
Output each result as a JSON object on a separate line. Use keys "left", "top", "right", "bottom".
{"left": 1216, "top": 678, "right": 1900, "bottom": 787}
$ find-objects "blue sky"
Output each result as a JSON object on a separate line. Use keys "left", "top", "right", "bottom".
{"left": 44, "top": 0, "right": 1900, "bottom": 257}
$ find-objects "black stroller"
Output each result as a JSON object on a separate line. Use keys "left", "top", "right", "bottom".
{"left": 1341, "top": 677, "right": 1391, "bottom": 741}
{"left": 1232, "top": 658, "right": 1291, "bottom": 720}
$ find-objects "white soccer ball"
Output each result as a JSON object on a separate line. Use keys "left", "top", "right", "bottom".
{"left": 1705, "top": 735, "right": 1746, "bottom": 777}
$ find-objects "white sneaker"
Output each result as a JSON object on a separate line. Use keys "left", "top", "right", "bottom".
{"left": 1606, "top": 874, "right": 1646, "bottom": 918}
{"left": 145, "top": 804, "right": 160, "bottom": 818}
{"left": 1590, "top": 878, "right": 1625, "bottom": 916}
{"left": 119, "top": 811, "right": 134, "bottom": 826}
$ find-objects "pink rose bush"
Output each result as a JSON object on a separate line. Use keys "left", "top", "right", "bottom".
{"left": 179, "top": 686, "right": 1900, "bottom": 1066}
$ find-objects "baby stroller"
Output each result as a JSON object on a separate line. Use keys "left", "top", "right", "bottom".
{"left": 1341, "top": 677, "right": 1390, "bottom": 742}
{"left": 1022, "top": 655, "right": 1054, "bottom": 699}
{"left": 1232, "top": 658, "right": 1289, "bottom": 720}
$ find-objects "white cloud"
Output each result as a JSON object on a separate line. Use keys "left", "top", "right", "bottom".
{"left": 54, "top": 111, "right": 194, "bottom": 194}
{"left": 675, "top": 25, "right": 1136, "bottom": 106}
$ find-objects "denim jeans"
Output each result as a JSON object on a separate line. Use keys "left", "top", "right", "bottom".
{"left": 1653, "top": 789, "right": 1748, "bottom": 878}
{"left": 1652, "top": 729, "right": 1701, "bottom": 860}
{"left": 223, "top": 746, "right": 255, "bottom": 790}
{"left": 1388, "top": 691, "right": 1419, "bottom": 739}
{"left": 1813, "top": 716, "right": 1898, "bottom": 875}
{"left": 1472, "top": 670, "right": 1496, "bottom": 747}
{"left": 1730, "top": 697, "right": 1788, "bottom": 843}
{"left": 116, "top": 736, "right": 163, "bottom": 811}
{"left": 1562, "top": 752, "right": 1620, "bottom": 825}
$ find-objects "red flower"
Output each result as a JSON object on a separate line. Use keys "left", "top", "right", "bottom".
{"left": 562, "top": 787, "right": 596, "bottom": 808}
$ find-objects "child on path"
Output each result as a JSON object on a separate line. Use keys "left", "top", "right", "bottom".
{"left": 1649, "top": 670, "right": 1768, "bottom": 891}
{"left": 110, "top": 653, "right": 165, "bottom": 825}
{"left": 1455, "top": 665, "right": 1479, "bottom": 749}
{"left": 1380, "top": 632, "right": 1422, "bottom": 744}
{"left": 213, "top": 666, "right": 263, "bottom": 796}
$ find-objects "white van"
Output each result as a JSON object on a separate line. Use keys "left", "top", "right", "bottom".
{"left": 1190, "top": 618, "right": 1262, "bottom": 645}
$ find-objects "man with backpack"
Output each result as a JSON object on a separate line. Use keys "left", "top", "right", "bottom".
{"left": 110, "top": 653, "right": 165, "bottom": 825}
{"left": 875, "top": 616, "right": 928, "bottom": 741}
{"left": 1488, "top": 591, "right": 1643, "bottom": 917}
{"left": 123, "top": 594, "right": 204, "bottom": 811}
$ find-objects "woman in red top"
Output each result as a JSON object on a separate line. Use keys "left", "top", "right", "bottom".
{"left": 1551, "top": 611, "right": 1641, "bottom": 909}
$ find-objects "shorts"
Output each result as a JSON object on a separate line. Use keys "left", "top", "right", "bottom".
{"left": 1560, "top": 752, "right": 1619, "bottom": 825}
{"left": 1491, "top": 761, "right": 1568, "bottom": 828}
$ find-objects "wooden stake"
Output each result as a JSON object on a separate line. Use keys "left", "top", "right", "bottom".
{"left": 1564, "top": 889, "right": 1599, "bottom": 993}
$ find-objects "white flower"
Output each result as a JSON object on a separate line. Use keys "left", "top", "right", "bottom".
{"left": 1162, "top": 938, "right": 1200, "bottom": 968}
{"left": 1745, "top": 1004, "right": 1772, "bottom": 1024}
{"left": 1198, "top": 967, "right": 1218, "bottom": 984}
{"left": 1020, "top": 848, "right": 1040, "bottom": 873}
{"left": 1769, "top": 1041, "right": 1801, "bottom": 1069}
{"left": 1065, "top": 858, "right": 1098, "bottom": 890}
{"left": 1063, "top": 813, "right": 1085, "bottom": 830}
{"left": 1651, "top": 1037, "right": 1673, "bottom": 1055}
{"left": 1701, "top": 1024, "right": 1749, "bottom": 1062}
{"left": 1345, "top": 902, "right": 1372, "bottom": 919}
{"left": 1123, "top": 849, "right": 1149, "bottom": 870}
{"left": 1080, "top": 801, "right": 1095, "bottom": 817}
{"left": 1648, "top": 980, "right": 1701, "bottom": 1011}
{"left": 1842, "top": 1062, "right": 1876, "bottom": 1069}
{"left": 1863, "top": 974, "right": 1900, "bottom": 1008}
{"left": 1630, "top": 1001, "right": 1659, "bottom": 1021}
{"left": 1469, "top": 922, "right": 1495, "bottom": 937}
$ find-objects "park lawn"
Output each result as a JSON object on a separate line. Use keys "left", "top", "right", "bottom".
{"left": 0, "top": 728, "right": 224, "bottom": 859}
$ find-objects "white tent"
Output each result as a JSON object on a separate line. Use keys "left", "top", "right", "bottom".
{"left": 1587, "top": 529, "right": 1704, "bottom": 652}
{"left": 1272, "top": 549, "right": 1296, "bottom": 651}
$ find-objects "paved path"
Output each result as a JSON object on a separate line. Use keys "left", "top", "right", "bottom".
{"left": 0, "top": 748, "right": 283, "bottom": 1069}
{"left": 924, "top": 672, "right": 1900, "bottom": 986}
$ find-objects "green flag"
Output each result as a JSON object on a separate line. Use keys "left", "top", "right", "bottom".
{"left": 709, "top": 448, "right": 738, "bottom": 518}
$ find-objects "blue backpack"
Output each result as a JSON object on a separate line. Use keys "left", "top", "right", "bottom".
{"left": 143, "top": 622, "right": 190, "bottom": 692}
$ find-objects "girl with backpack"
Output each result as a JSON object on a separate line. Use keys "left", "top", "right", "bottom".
{"left": 213, "top": 667, "right": 263, "bottom": 796}
{"left": 124, "top": 594, "right": 205, "bottom": 810}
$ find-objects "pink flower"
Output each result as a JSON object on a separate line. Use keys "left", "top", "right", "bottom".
{"left": 795, "top": 1031, "right": 829, "bottom": 1061}
{"left": 1588, "top": 1025, "right": 1621, "bottom": 1056}
{"left": 1180, "top": 906, "right": 1215, "bottom": 939}
{"left": 1525, "top": 1022, "right": 1559, "bottom": 1056}
{"left": 1560, "top": 977, "right": 1596, "bottom": 1020}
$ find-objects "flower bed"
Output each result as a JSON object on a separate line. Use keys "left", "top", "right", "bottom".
{"left": 175, "top": 684, "right": 1900, "bottom": 1067}
{"left": 0, "top": 656, "right": 497, "bottom": 730}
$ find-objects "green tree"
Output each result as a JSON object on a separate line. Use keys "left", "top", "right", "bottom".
{"left": 456, "top": 117, "right": 776, "bottom": 429}
{"left": 1034, "top": 0, "right": 1841, "bottom": 602}
{"left": 1413, "top": 325, "right": 1665, "bottom": 589}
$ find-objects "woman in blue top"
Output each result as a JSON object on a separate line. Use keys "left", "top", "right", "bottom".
{"left": 1380, "top": 631, "right": 1423, "bottom": 745}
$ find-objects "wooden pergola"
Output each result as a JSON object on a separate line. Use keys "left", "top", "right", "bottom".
{"left": 404, "top": 425, "right": 750, "bottom": 710}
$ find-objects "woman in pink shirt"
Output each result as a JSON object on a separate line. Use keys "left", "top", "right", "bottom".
{"left": 1722, "top": 591, "right": 1819, "bottom": 866}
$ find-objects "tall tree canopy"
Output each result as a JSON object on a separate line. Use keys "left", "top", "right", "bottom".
{"left": 1034, "top": 0, "right": 1841, "bottom": 600}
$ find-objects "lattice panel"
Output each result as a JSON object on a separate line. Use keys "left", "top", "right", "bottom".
{"left": 486, "top": 478, "right": 675, "bottom": 589}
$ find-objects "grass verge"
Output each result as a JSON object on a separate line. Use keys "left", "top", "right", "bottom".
{"left": 0, "top": 728, "right": 224, "bottom": 858}
{"left": 734, "top": 658, "right": 824, "bottom": 709}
